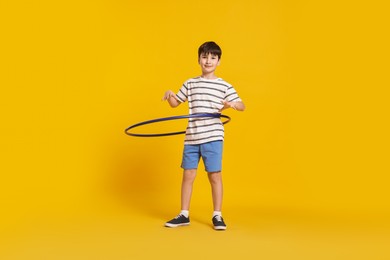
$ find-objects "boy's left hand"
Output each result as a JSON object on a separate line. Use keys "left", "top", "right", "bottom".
{"left": 220, "top": 100, "right": 236, "bottom": 111}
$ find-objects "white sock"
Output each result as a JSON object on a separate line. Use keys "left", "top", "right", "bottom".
{"left": 180, "top": 210, "right": 189, "bottom": 218}
{"left": 213, "top": 211, "right": 222, "bottom": 218}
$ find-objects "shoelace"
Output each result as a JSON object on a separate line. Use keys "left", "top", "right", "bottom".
{"left": 175, "top": 214, "right": 185, "bottom": 219}
{"left": 214, "top": 215, "right": 223, "bottom": 222}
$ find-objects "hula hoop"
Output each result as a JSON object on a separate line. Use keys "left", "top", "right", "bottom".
{"left": 124, "top": 113, "right": 231, "bottom": 137}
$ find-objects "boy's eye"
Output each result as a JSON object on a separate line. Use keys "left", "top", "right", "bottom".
{"left": 201, "top": 55, "right": 217, "bottom": 59}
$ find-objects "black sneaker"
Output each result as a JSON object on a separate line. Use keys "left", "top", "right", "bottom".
{"left": 212, "top": 215, "right": 227, "bottom": 230}
{"left": 165, "top": 214, "right": 190, "bottom": 228}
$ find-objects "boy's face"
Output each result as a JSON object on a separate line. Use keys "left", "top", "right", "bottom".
{"left": 198, "top": 52, "right": 220, "bottom": 75}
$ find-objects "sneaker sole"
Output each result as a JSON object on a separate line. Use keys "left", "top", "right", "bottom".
{"left": 213, "top": 226, "right": 227, "bottom": 230}
{"left": 165, "top": 222, "right": 190, "bottom": 228}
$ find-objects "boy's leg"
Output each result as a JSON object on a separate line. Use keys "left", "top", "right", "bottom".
{"left": 165, "top": 169, "right": 196, "bottom": 228}
{"left": 181, "top": 169, "right": 197, "bottom": 210}
{"left": 208, "top": 171, "right": 227, "bottom": 230}
{"left": 202, "top": 141, "right": 223, "bottom": 211}
{"left": 165, "top": 144, "right": 199, "bottom": 228}
{"left": 207, "top": 171, "right": 223, "bottom": 211}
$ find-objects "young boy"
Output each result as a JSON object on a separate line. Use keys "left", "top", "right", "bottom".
{"left": 162, "top": 41, "right": 245, "bottom": 230}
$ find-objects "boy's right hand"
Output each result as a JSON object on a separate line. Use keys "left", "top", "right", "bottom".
{"left": 162, "top": 90, "right": 176, "bottom": 101}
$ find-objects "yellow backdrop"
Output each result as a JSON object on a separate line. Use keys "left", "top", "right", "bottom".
{"left": 1, "top": 0, "right": 389, "bottom": 259}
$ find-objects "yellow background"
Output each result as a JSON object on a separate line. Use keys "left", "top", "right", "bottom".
{"left": 1, "top": 0, "right": 389, "bottom": 259}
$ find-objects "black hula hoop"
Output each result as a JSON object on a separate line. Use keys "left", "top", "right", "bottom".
{"left": 124, "top": 113, "right": 231, "bottom": 137}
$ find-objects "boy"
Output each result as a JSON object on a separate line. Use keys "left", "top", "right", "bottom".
{"left": 162, "top": 41, "right": 245, "bottom": 230}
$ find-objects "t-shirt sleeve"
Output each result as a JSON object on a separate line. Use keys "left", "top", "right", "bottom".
{"left": 176, "top": 82, "right": 188, "bottom": 103}
{"left": 225, "top": 85, "right": 242, "bottom": 102}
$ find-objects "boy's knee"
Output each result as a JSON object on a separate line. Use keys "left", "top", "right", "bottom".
{"left": 183, "top": 169, "right": 197, "bottom": 180}
{"left": 208, "top": 171, "right": 222, "bottom": 183}
{"left": 184, "top": 169, "right": 197, "bottom": 174}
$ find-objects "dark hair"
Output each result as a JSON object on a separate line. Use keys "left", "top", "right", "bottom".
{"left": 198, "top": 41, "right": 222, "bottom": 60}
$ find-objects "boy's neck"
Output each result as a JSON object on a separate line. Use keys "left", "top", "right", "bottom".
{"left": 201, "top": 73, "right": 218, "bottom": 80}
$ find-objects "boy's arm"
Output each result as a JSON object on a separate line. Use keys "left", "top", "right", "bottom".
{"left": 221, "top": 100, "right": 246, "bottom": 111}
{"left": 162, "top": 90, "right": 181, "bottom": 108}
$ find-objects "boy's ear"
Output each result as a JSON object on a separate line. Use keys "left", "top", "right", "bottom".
{"left": 217, "top": 59, "right": 221, "bottom": 66}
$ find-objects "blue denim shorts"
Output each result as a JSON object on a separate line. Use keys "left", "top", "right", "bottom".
{"left": 181, "top": 141, "right": 223, "bottom": 172}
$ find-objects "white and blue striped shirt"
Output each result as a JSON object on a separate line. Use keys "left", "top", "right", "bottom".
{"left": 176, "top": 77, "right": 241, "bottom": 145}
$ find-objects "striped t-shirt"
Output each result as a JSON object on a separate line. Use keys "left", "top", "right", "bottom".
{"left": 175, "top": 77, "right": 242, "bottom": 145}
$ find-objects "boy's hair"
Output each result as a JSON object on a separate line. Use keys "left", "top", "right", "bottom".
{"left": 198, "top": 41, "right": 222, "bottom": 60}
